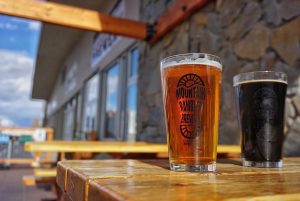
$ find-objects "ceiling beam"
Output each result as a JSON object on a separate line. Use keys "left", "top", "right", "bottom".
{"left": 0, "top": 0, "right": 148, "bottom": 40}
{"left": 149, "top": 0, "right": 208, "bottom": 44}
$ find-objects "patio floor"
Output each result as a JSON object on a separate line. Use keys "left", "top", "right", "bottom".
{"left": 0, "top": 164, "right": 56, "bottom": 201}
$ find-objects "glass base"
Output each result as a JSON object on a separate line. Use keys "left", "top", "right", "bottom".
{"left": 242, "top": 159, "right": 283, "bottom": 168}
{"left": 170, "top": 162, "right": 216, "bottom": 172}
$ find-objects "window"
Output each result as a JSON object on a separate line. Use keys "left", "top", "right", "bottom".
{"left": 61, "top": 67, "right": 66, "bottom": 84}
{"left": 98, "top": 46, "right": 139, "bottom": 141}
{"left": 63, "top": 98, "right": 76, "bottom": 140}
{"left": 126, "top": 48, "right": 139, "bottom": 141}
{"left": 82, "top": 74, "right": 99, "bottom": 138}
{"left": 104, "top": 63, "right": 120, "bottom": 139}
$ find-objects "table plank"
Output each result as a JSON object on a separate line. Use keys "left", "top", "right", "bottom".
{"left": 89, "top": 172, "right": 300, "bottom": 201}
{"left": 58, "top": 160, "right": 173, "bottom": 201}
{"left": 57, "top": 158, "right": 300, "bottom": 201}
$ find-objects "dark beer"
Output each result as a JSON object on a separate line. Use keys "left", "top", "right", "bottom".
{"left": 161, "top": 54, "right": 222, "bottom": 172}
{"left": 234, "top": 78, "right": 287, "bottom": 167}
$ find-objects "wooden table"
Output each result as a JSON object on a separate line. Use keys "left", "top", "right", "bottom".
{"left": 57, "top": 158, "right": 300, "bottom": 201}
{"left": 0, "top": 127, "right": 53, "bottom": 167}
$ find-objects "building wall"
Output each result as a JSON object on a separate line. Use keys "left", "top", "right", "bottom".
{"left": 45, "top": 0, "right": 140, "bottom": 139}
{"left": 137, "top": 0, "right": 300, "bottom": 155}
{"left": 46, "top": 33, "right": 94, "bottom": 117}
{"left": 46, "top": 0, "right": 140, "bottom": 117}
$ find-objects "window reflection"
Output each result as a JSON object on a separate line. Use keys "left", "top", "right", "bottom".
{"left": 63, "top": 99, "right": 76, "bottom": 140}
{"left": 105, "top": 64, "right": 120, "bottom": 138}
{"left": 127, "top": 48, "right": 139, "bottom": 141}
{"left": 130, "top": 48, "right": 139, "bottom": 77}
{"left": 83, "top": 74, "right": 99, "bottom": 138}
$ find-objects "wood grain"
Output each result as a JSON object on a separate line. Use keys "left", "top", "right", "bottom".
{"left": 89, "top": 172, "right": 300, "bottom": 201}
{"left": 57, "top": 161, "right": 68, "bottom": 192}
{"left": 0, "top": 0, "right": 147, "bottom": 40}
{"left": 57, "top": 158, "right": 300, "bottom": 201}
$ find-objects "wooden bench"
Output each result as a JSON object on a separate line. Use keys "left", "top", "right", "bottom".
{"left": 22, "top": 175, "right": 56, "bottom": 186}
{"left": 22, "top": 168, "right": 57, "bottom": 187}
{"left": 0, "top": 158, "right": 34, "bottom": 165}
{"left": 22, "top": 175, "right": 58, "bottom": 201}
{"left": 22, "top": 169, "right": 58, "bottom": 200}
{"left": 33, "top": 168, "right": 56, "bottom": 177}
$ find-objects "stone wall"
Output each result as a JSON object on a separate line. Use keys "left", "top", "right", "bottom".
{"left": 137, "top": 0, "right": 300, "bottom": 155}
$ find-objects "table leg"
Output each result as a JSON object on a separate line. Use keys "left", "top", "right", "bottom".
{"left": 59, "top": 152, "right": 66, "bottom": 161}
{"left": 32, "top": 152, "right": 41, "bottom": 167}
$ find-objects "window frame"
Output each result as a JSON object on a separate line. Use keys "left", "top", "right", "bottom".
{"left": 99, "top": 60, "right": 125, "bottom": 141}
{"left": 98, "top": 44, "right": 139, "bottom": 142}
{"left": 81, "top": 72, "right": 101, "bottom": 140}
{"left": 124, "top": 47, "right": 139, "bottom": 141}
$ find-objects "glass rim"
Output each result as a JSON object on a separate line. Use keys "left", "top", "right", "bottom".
{"left": 233, "top": 71, "right": 287, "bottom": 86}
{"left": 160, "top": 53, "right": 222, "bottom": 70}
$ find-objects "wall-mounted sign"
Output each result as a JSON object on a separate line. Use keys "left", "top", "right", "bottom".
{"left": 91, "top": 0, "right": 125, "bottom": 68}
{"left": 65, "top": 62, "right": 78, "bottom": 93}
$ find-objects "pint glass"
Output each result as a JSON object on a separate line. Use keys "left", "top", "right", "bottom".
{"left": 233, "top": 71, "right": 287, "bottom": 168}
{"left": 160, "top": 53, "right": 222, "bottom": 172}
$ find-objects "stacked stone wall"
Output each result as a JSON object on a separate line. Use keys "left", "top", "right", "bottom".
{"left": 137, "top": 0, "right": 300, "bottom": 155}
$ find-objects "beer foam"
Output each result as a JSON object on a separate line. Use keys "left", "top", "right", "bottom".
{"left": 161, "top": 57, "right": 222, "bottom": 70}
{"left": 234, "top": 79, "right": 288, "bottom": 86}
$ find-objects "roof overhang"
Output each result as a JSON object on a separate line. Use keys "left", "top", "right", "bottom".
{"left": 31, "top": 0, "right": 117, "bottom": 100}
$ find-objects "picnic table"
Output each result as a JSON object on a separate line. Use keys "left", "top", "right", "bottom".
{"left": 24, "top": 141, "right": 240, "bottom": 160}
{"left": 24, "top": 141, "right": 168, "bottom": 153}
{"left": 0, "top": 127, "right": 53, "bottom": 167}
{"left": 23, "top": 141, "right": 240, "bottom": 183}
{"left": 57, "top": 158, "right": 300, "bottom": 201}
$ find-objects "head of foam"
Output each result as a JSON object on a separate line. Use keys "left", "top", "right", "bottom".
{"left": 233, "top": 71, "right": 287, "bottom": 86}
{"left": 161, "top": 53, "right": 222, "bottom": 70}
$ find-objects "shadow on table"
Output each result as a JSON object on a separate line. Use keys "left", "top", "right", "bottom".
{"left": 138, "top": 158, "right": 243, "bottom": 171}
{"left": 217, "top": 158, "right": 242, "bottom": 166}
{"left": 139, "top": 159, "right": 170, "bottom": 170}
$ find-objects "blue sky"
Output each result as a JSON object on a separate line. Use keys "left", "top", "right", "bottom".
{"left": 0, "top": 14, "right": 44, "bottom": 127}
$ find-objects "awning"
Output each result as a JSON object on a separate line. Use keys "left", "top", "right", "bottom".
{"left": 31, "top": 0, "right": 118, "bottom": 100}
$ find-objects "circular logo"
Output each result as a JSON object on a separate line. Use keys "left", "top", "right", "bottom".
{"left": 180, "top": 124, "right": 201, "bottom": 139}
{"left": 176, "top": 73, "right": 205, "bottom": 139}
{"left": 253, "top": 88, "right": 277, "bottom": 120}
{"left": 253, "top": 88, "right": 278, "bottom": 142}
{"left": 177, "top": 74, "right": 205, "bottom": 88}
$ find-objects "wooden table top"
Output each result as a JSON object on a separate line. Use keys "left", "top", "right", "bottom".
{"left": 24, "top": 141, "right": 240, "bottom": 154}
{"left": 57, "top": 158, "right": 300, "bottom": 201}
{"left": 0, "top": 127, "right": 53, "bottom": 137}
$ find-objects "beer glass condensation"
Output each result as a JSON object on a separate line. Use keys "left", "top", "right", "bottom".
{"left": 234, "top": 71, "right": 287, "bottom": 168}
{"left": 160, "top": 53, "right": 222, "bottom": 172}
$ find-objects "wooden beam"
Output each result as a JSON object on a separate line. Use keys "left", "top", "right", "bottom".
{"left": 0, "top": 0, "right": 148, "bottom": 40}
{"left": 149, "top": 0, "right": 208, "bottom": 44}
{"left": 34, "top": 168, "right": 56, "bottom": 177}
{"left": 22, "top": 175, "right": 56, "bottom": 186}
{"left": 0, "top": 158, "right": 34, "bottom": 165}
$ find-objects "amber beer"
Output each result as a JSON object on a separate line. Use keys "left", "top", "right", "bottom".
{"left": 160, "top": 53, "right": 222, "bottom": 172}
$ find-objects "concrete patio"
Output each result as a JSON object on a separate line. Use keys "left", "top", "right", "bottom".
{"left": 0, "top": 165, "right": 56, "bottom": 201}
